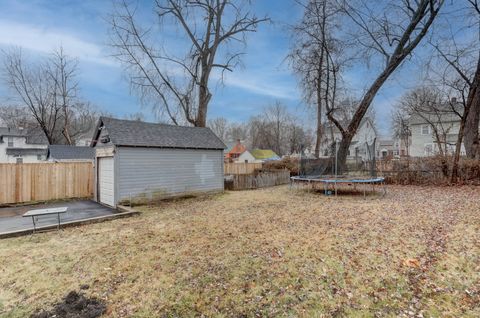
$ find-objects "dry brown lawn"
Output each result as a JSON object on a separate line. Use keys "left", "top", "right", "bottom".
{"left": 0, "top": 185, "right": 479, "bottom": 317}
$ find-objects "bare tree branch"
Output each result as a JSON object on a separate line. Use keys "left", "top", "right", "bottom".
{"left": 109, "top": 0, "right": 268, "bottom": 127}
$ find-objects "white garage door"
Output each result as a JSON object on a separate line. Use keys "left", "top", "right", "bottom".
{"left": 98, "top": 157, "right": 114, "bottom": 207}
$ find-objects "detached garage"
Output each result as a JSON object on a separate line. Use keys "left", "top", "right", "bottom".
{"left": 91, "top": 117, "right": 226, "bottom": 207}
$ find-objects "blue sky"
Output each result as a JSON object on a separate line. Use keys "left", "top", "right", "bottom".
{"left": 0, "top": 0, "right": 444, "bottom": 136}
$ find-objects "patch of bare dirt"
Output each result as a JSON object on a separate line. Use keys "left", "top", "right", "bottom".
{"left": 30, "top": 290, "right": 106, "bottom": 318}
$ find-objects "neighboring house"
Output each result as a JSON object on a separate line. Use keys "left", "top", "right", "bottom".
{"left": 0, "top": 127, "right": 48, "bottom": 163}
{"left": 236, "top": 149, "right": 280, "bottom": 163}
{"left": 91, "top": 117, "right": 226, "bottom": 207}
{"left": 237, "top": 150, "right": 260, "bottom": 163}
{"left": 320, "top": 117, "right": 378, "bottom": 160}
{"left": 408, "top": 110, "right": 466, "bottom": 157}
{"left": 225, "top": 139, "right": 247, "bottom": 162}
{"left": 376, "top": 139, "right": 395, "bottom": 159}
{"left": 47, "top": 145, "right": 95, "bottom": 162}
{"left": 250, "top": 149, "right": 280, "bottom": 162}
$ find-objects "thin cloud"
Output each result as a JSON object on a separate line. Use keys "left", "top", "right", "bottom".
{"left": 0, "top": 20, "right": 114, "bottom": 66}
{"left": 220, "top": 72, "right": 299, "bottom": 100}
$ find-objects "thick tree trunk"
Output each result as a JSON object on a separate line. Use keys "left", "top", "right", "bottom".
{"left": 335, "top": 132, "right": 353, "bottom": 174}
{"left": 336, "top": 66, "right": 394, "bottom": 172}
{"left": 464, "top": 55, "right": 480, "bottom": 158}
{"left": 40, "top": 125, "right": 54, "bottom": 145}
{"left": 62, "top": 106, "right": 73, "bottom": 145}
{"left": 196, "top": 82, "right": 210, "bottom": 127}
{"left": 333, "top": 0, "right": 442, "bottom": 171}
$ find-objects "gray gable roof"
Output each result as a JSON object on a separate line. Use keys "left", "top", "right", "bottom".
{"left": 48, "top": 145, "right": 95, "bottom": 160}
{"left": 0, "top": 126, "right": 48, "bottom": 145}
{"left": 0, "top": 127, "right": 24, "bottom": 137}
{"left": 93, "top": 117, "right": 226, "bottom": 150}
{"left": 6, "top": 148, "right": 47, "bottom": 156}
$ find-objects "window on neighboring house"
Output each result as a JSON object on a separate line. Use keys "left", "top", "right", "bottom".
{"left": 16, "top": 157, "right": 23, "bottom": 164}
{"left": 421, "top": 125, "right": 430, "bottom": 135}
{"left": 37, "top": 154, "right": 44, "bottom": 161}
{"left": 7, "top": 136, "right": 13, "bottom": 147}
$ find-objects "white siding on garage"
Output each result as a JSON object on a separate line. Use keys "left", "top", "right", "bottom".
{"left": 116, "top": 147, "right": 223, "bottom": 203}
{"left": 98, "top": 157, "right": 115, "bottom": 206}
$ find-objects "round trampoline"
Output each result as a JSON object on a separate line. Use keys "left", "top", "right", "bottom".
{"left": 290, "top": 175, "right": 386, "bottom": 198}
{"left": 293, "top": 138, "right": 387, "bottom": 197}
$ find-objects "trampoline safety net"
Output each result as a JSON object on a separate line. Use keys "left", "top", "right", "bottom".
{"left": 299, "top": 138, "right": 377, "bottom": 179}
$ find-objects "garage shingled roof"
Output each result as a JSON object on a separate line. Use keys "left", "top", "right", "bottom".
{"left": 48, "top": 145, "right": 95, "bottom": 160}
{"left": 93, "top": 117, "right": 226, "bottom": 150}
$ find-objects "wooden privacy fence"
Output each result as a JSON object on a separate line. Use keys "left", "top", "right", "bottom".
{"left": 224, "top": 162, "right": 263, "bottom": 175}
{"left": 0, "top": 162, "right": 94, "bottom": 205}
{"left": 230, "top": 170, "right": 290, "bottom": 190}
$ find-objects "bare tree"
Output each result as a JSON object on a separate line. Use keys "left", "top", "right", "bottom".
{"left": 3, "top": 48, "right": 62, "bottom": 144}
{"left": 396, "top": 86, "right": 471, "bottom": 179}
{"left": 391, "top": 109, "right": 411, "bottom": 157}
{"left": 289, "top": 0, "right": 343, "bottom": 158}
{"left": 286, "top": 120, "right": 314, "bottom": 154}
{"left": 398, "top": 87, "right": 454, "bottom": 157}
{"left": 263, "top": 102, "right": 289, "bottom": 155}
{"left": 427, "top": 0, "right": 480, "bottom": 162}
{"left": 208, "top": 117, "right": 229, "bottom": 142}
{"left": 3, "top": 47, "right": 96, "bottom": 145}
{"left": 247, "top": 102, "right": 312, "bottom": 156}
{"left": 462, "top": 0, "right": 480, "bottom": 159}
{"left": 417, "top": 0, "right": 480, "bottom": 181}
{"left": 226, "top": 122, "right": 248, "bottom": 143}
{"left": 325, "top": 0, "right": 443, "bottom": 171}
{"left": 109, "top": 0, "right": 267, "bottom": 127}
{"left": 67, "top": 102, "right": 101, "bottom": 144}
{"left": 0, "top": 105, "right": 33, "bottom": 128}
{"left": 47, "top": 47, "right": 79, "bottom": 144}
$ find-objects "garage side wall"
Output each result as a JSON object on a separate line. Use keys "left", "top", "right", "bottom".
{"left": 116, "top": 147, "right": 224, "bottom": 204}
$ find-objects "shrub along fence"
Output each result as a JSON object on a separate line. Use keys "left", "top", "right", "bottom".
{"left": 263, "top": 156, "right": 480, "bottom": 185}
{"left": 377, "top": 157, "right": 480, "bottom": 185}
{"left": 0, "top": 162, "right": 94, "bottom": 205}
{"left": 226, "top": 170, "right": 291, "bottom": 190}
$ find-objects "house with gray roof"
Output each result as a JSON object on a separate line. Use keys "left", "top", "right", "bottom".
{"left": 0, "top": 127, "right": 48, "bottom": 163}
{"left": 47, "top": 145, "right": 95, "bottom": 162}
{"left": 91, "top": 117, "right": 226, "bottom": 207}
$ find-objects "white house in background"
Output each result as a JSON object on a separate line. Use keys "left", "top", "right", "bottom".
{"left": 408, "top": 111, "right": 466, "bottom": 157}
{"left": 376, "top": 138, "right": 408, "bottom": 159}
{"left": 376, "top": 139, "right": 394, "bottom": 159}
{"left": 236, "top": 149, "right": 280, "bottom": 163}
{"left": 0, "top": 127, "right": 48, "bottom": 163}
{"left": 237, "top": 150, "right": 261, "bottom": 163}
{"left": 321, "top": 117, "right": 378, "bottom": 160}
